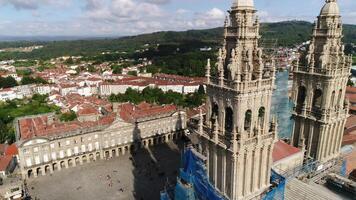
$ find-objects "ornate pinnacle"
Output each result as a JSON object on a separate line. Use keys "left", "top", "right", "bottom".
{"left": 206, "top": 59, "right": 211, "bottom": 83}
{"left": 224, "top": 16, "right": 228, "bottom": 27}
{"left": 198, "top": 108, "right": 203, "bottom": 134}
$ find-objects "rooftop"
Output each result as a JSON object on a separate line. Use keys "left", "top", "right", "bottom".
{"left": 0, "top": 155, "right": 12, "bottom": 171}
{"left": 18, "top": 114, "right": 115, "bottom": 140}
{"left": 119, "top": 102, "right": 177, "bottom": 123}
{"left": 273, "top": 140, "right": 302, "bottom": 162}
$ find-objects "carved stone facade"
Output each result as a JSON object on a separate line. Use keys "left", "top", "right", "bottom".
{"left": 197, "top": 0, "right": 277, "bottom": 199}
{"left": 291, "top": 0, "right": 352, "bottom": 163}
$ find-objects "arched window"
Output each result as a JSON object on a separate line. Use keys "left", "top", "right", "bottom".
{"left": 338, "top": 89, "right": 343, "bottom": 107}
{"left": 312, "top": 89, "right": 323, "bottom": 108}
{"left": 297, "top": 86, "right": 307, "bottom": 107}
{"left": 225, "top": 107, "right": 233, "bottom": 134}
{"left": 211, "top": 103, "right": 219, "bottom": 123}
{"left": 258, "top": 107, "right": 265, "bottom": 128}
{"left": 244, "top": 110, "right": 252, "bottom": 131}
{"left": 330, "top": 91, "right": 335, "bottom": 107}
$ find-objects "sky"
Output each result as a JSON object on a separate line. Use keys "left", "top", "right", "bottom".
{"left": 0, "top": 0, "right": 354, "bottom": 37}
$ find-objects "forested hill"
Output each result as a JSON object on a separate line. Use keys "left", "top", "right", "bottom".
{"left": 0, "top": 21, "right": 355, "bottom": 60}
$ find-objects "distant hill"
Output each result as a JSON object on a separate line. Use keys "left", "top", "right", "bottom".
{"left": 0, "top": 21, "right": 355, "bottom": 60}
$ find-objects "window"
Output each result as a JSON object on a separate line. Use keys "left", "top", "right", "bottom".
{"left": 26, "top": 158, "right": 32, "bottom": 167}
{"left": 244, "top": 110, "right": 252, "bottom": 131}
{"left": 312, "top": 89, "right": 323, "bottom": 108}
{"left": 67, "top": 149, "right": 72, "bottom": 157}
{"left": 35, "top": 156, "right": 40, "bottom": 165}
{"left": 74, "top": 147, "right": 79, "bottom": 154}
{"left": 43, "top": 154, "right": 49, "bottom": 163}
{"left": 94, "top": 134, "right": 98, "bottom": 139}
{"left": 59, "top": 151, "right": 64, "bottom": 158}
{"left": 211, "top": 103, "right": 219, "bottom": 122}
{"left": 297, "top": 86, "right": 307, "bottom": 107}
{"left": 66, "top": 140, "right": 70, "bottom": 146}
{"left": 51, "top": 152, "right": 57, "bottom": 160}
{"left": 258, "top": 107, "right": 265, "bottom": 128}
{"left": 50, "top": 143, "right": 55, "bottom": 149}
{"left": 225, "top": 107, "right": 234, "bottom": 134}
{"left": 33, "top": 147, "right": 39, "bottom": 153}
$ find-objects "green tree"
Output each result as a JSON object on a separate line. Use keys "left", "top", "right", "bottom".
{"left": 65, "top": 57, "right": 74, "bottom": 65}
{"left": 111, "top": 65, "right": 124, "bottom": 74}
{"left": 198, "top": 85, "right": 205, "bottom": 94}
{"left": 127, "top": 71, "right": 138, "bottom": 76}
{"left": 21, "top": 76, "right": 48, "bottom": 85}
{"left": 0, "top": 76, "right": 18, "bottom": 88}
{"left": 60, "top": 111, "right": 77, "bottom": 122}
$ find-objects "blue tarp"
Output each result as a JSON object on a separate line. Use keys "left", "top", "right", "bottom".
{"left": 178, "top": 149, "right": 225, "bottom": 200}
{"left": 161, "top": 148, "right": 286, "bottom": 200}
{"left": 262, "top": 170, "right": 286, "bottom": 200}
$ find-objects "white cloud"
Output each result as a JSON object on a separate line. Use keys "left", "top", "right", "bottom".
{"left": 0, "top": 0, "right": 71, "bottom": 10}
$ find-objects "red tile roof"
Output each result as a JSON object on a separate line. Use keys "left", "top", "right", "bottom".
{"left": 18, "top": 114, "right": 116, "bottom": 140}
{"left": 345, "top": 115, "right": 356, "bottom": 134}
{"left": 0, "top": 155, "right": 12, "bottom": 171}
{"left": 272, "top": 140, "right": 301, "bottom": 162}
{"left": 77, "top": 104, "right": 99, "bottom": 116}
{"left": 5, "top": 144, "right": 18, "bottom": 156}
{"left": 119, "top": 102, "right": 177, "bottom": 123}
{"left": 343, "top": 133, "right": 356, "bottom": 146}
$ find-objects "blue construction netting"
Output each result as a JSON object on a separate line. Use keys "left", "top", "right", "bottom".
{"left": 177, "top": 148, "right": 226, "bottom": 200}
{"left": 161, "top": 148, "right": 286, "bottom": 200}
{"left": 262, "top": 170, "right": 286, "bottom": 200}
{"left": 341, "top": 160, "right": 347, "bottom": 177}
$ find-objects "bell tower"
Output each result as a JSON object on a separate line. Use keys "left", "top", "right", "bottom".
{"left": 291, "top": 0, "right": 351, "bottom": 162}
{"left": 198, "top": 0, "right": 277, "bottom": 199}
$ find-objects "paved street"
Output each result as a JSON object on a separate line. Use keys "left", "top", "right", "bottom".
{"left": 27, "top": 142, "right": 182, "bottom": 200}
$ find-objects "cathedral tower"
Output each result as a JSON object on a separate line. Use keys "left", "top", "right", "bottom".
{"left": 198, "top": 0, "right": 277, "bottom": 199}
{"left": 291, "top": 0, "right": 351, "bottom": 163}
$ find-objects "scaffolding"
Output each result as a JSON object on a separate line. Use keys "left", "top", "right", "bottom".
{"left": 161, "top": 148, "right": 286, "bottom": 200}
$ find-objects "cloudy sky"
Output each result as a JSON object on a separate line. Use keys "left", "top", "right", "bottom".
{"left": 0, "top": 0, "right": 355, "bottom": 37}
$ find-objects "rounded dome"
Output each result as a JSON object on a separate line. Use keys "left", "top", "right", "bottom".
{"left": 320, "top": 1, "right": 340, "bottom": 16}
{"left": 232, "top": 0, "right": 254, "bottom": 8}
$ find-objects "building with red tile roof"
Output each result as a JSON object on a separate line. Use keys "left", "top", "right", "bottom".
{"left": 345, "top": 86, "right": 356, "bottom": 114}
{"left": 5, "top": 144, "right": 18, "bottom": 156}
{"left": 118, "top": 102, "right": 177, "bottom": 123}
{"left": 99, "top": 75, "right": 204, "bottom": 96}
{"left": 0, "top": 155, "right": 14, "bottom": 177}
{"left": 343, "top": 115, "right": 356, "bottom": 145}
{"left": 15, "top": 101, "right": 186, "bottom": 179}
{"left": 272, "top": 140, "right": 304, "bottom": 174}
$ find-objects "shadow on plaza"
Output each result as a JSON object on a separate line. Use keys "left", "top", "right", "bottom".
{"left": 129, "top": 121, "right": 185, "bottom": 200}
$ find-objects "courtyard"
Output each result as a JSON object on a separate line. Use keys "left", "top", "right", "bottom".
{"left": 27, "top": 141, "right": 183, "bottom": 200}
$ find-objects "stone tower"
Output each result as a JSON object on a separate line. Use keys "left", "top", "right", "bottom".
{"left": 291, "top": 0, "right": 352, "bottom": 163}
{"left": 198, "top": 0, "right": 277, "bottom": 199}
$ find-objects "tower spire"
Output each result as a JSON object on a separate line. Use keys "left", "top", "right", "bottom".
{"left": 291, "top": 0, "right": 350, "bottom": 163}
